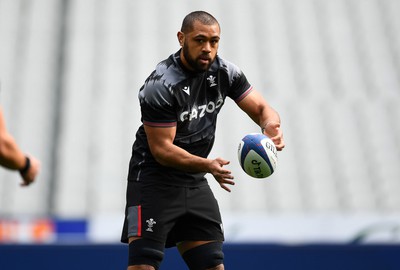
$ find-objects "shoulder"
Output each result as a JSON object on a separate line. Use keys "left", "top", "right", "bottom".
{"left": 216, "top": 56, "right": 240, "bottom": 71}
{"left": 155, "top": 52, "right": 186, "bottom": 86}
{"left": 212, "top": 56, "right": 249, "bottom": 94}
{"left": 214, "top": 56, "right": 244, "bottom": 81}
{"left": 139, "top": 53, "right": 185, "bottom": 106}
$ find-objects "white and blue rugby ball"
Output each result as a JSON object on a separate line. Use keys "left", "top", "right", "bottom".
{"left": 238, "top": 133, "right": 278, "bottom": 178}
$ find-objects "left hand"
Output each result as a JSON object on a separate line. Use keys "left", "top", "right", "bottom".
{"left": 263, "top": 122, "right": 285, "bottom": 151}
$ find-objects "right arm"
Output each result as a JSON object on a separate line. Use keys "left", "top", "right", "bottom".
{"left": 144, "top": 124, "right": 235, "bottom": 192}
{"left": 0, "top": 107, "right": 40, "bottom": 186}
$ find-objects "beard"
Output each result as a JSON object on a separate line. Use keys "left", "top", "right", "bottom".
{"left": 182, "top": 43, "right": 215, "bottom": 72}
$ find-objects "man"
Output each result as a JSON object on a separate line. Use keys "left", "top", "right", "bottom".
{"left": 121, "top": 11, "right": 285, "bottom": 270}
{"left": 0, "top": 106, "right": 40, "bottom": 186}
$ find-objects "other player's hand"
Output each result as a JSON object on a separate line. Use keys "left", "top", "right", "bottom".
{"left": 20, "top": 155, "right": 40, "bottom": 187}
{"left": 209, "top": 157, "right": 235, "bottom": 192}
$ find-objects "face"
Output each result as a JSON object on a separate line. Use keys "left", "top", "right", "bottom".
{"left": 178, "top": 21, "right": 220, "bottom": 72}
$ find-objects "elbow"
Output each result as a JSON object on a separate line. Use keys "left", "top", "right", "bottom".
{"left": 149, "top": 146, "right": 170, "bottom": 167}
{"left": 153, "top": 154, "right": 169, "bottom": 167}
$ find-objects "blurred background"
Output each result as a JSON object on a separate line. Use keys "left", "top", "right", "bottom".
{"left": 1, "top": 0, "right": 400, "bottom": 268}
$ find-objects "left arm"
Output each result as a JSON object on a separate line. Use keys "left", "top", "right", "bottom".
{"left": 237, "top": 89, "right": 285, "bottom": 151}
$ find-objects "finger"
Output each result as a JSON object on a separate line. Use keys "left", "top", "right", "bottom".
{"left": 276, "top": 145, "right": 284, "bottom": 151}
{"left": 20, "top": 174, "right": 34, "bottom": 186}
{"left": 273, "top": 138, "right": 285, "bottom": 151}
{"left": 220, "top": 183, "right": 232, "bottom": 193}
{"left": 220, "top": 170, "right": 233, "bottom": 177}
{"left": 20, "top": 180, "right": 30, "bottom": 187}
{"left": 278, "top": 141, "right": 285, "bottom": 150}
{"left": 223, "top": 179, "right": 235, "bottom": 186}
{"left": 270, "top": 132, "right": 284, "bottom": 149}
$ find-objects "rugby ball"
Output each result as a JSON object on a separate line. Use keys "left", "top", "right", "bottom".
{"left": 237, "top": 133, "right": 278, "bottom": 178}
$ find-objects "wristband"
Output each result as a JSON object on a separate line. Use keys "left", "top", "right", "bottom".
{"left": 19, "top": 156, "right": 31, "bottom": 175}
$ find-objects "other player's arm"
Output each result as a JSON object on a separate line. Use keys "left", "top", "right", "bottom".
{"left": 144, "top": 124, "right": 235, "bottom": 192}
{"left": 0, "top": 107, "right": 40, "bottom": 186}
{"left": 237, "top": 89, "right": 285, "bottom": 151}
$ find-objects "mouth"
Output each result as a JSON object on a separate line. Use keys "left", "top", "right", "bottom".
{"left": 198, "top": 56, "right": 211, "bottom": 64}
{"left": 199, "top": 59, "right": 209, "bottom": 65}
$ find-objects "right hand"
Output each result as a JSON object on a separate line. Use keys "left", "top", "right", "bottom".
{"left": 208, "top": 157, "right": 235, "bottom": 192}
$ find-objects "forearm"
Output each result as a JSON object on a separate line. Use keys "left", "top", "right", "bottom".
{"left": 0, "top": 132, "right": 26, "bottom": 170}
{"left": 152, "top": 143, "right": 211, "bottom": 173}
{"left": 259, "top": 106, "right": 281, "bottom": 129}
{"left": 238, "top": 90, "right": 280, "bottom": 128}
{"left": 151, "top": 140, "right": 234, "bottom": 192}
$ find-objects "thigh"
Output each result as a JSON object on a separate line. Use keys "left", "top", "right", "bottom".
{"left": 122, "top": 181, "right": 186, "bottom": 244}
{"left": 166, "top": 185, "right": 224, "bottom": 247}
{"left": 187, "top": 185, "right": 222, "bottom": 222}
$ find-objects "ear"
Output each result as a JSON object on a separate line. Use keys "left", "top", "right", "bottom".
{"left": 177, "top": 31, "right": 184, "bottom": 47}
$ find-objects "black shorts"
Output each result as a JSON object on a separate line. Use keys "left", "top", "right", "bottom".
{"left": 121, "top": 181, "right": 224, "bottom": 247}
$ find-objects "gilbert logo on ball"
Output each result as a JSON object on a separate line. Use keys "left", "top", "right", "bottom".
{"left": 238, "top": 133, "right": 278, "bottom": 178}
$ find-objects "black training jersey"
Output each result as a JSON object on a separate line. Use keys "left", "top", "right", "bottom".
{"left": 127, "top": 50, "right": 253, "bottom": 187}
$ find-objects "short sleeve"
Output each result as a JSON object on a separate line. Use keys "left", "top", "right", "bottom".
{"left": 224, "top": 61, "right": 253, "bottom": 102}
{"left": 139, "top": 82, "right": 177, "bottom": 127}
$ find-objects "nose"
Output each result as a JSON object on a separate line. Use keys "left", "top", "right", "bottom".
{"left": 202, "top": 42, "right": 211, "bottom": 53}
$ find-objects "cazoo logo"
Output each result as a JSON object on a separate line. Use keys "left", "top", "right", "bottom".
{"left": 180, "top": 98, "right": 224, "bottom": 122}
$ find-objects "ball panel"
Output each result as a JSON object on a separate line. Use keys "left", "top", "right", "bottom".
{"left": 260, "top": 137, "right": 277, "bottom": 172}
{"left": 237, "top": 140, "right": 246, "bottom": 168}
{"left": 243, "top": 150, "right": 272, "bottom": 178}
{"left": 238, "top": 133, "right": 278, "bottom": 179}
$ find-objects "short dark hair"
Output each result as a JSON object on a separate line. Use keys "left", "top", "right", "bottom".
{"left": 181, "top": 11, "right": 219, "bottom": 33}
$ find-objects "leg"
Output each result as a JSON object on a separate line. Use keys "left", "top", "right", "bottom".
{"left": 127, "top": 237, "right": 155, "bottom": 270}
{"left": 122, "top": 182, "right": 182, "bottom": 269}
{"left": 178, "top": 241, "right": 224, "bottom": 270}
{"left": 127, "top": 237, "right": 164, "bottom": 270}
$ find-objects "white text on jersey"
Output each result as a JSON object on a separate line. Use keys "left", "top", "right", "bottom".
{"left": 179, "top": 98, "right": 224, "bottom": 122}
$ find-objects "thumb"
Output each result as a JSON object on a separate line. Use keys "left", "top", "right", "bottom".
{"left": 216, "top": 157, "right": 230, "bottom": 166}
